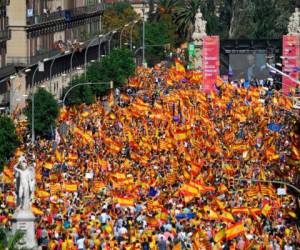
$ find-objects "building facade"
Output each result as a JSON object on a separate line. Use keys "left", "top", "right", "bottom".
{"left": 0, "top": 0, "right": 10, "bottom": 68}
{"left": 7, "top": 0, "right": 104, "bottom": 66}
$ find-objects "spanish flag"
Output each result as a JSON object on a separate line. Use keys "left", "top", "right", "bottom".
{"left": 116, "top": 197, "right": 134, "bottom": 207}
{"left": 261, "top": 203, "right": 272, "bottom": 217}
{"left": 204, "top": 206, "right": 219, "bottom": 220}
{"left": 173, "top": 126, "right": 191, "bottom": 141}
{"left": 180, "top": 183, "right": 198, "bottom": 196}
{"left": 147, "top": 216, "right": 160, "bottom": 228}
{"left": 175, "top": 58, "right": 185, "bottom": 73}
{"left": 93, "top": 181, "right": 105, "bottom": 192}
{"left": 214, "top": 229, "right": 226, "bottom": 243}
{"left": 44, "top": 162, "right": 53, "bottom": 170}
{"left": 104, "top": 138, "right": 122, "bottom": 154}
{"left": 32, "top": 205, "right": 44, "bottom": 216}
{"left": 220, "top": 210, "right": 235, "bottom": 223}
{"left": 225, "top": 222, "right": 245, "bottom": 240}
{"left": 64, "top": 184, "right": 78, "bottom": 192}
{"left": 36, "top": 189, "right": 50, "bottom": 199}
{"left": 50, "top": 183, "right": 61, "bottom": 194}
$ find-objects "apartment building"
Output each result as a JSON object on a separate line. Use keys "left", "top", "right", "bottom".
{"left": 7, "top": 0, "right": 104, "bottom": 66}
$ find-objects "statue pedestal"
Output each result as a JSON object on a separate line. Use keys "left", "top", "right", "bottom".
{"left": 12, "top": 209, "right": 37, "bottom": 249}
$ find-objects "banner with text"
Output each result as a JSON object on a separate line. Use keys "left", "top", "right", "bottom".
{"left": 203, "top": 36, "right": 220, "bottom": 93}
{"left": 282, "top": 35, "right": 300, "bottom": 94}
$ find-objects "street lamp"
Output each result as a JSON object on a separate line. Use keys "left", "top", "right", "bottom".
{"left": 31, "top": 58, "right": 48, "bottom": 144}
{"left": 62, "top": 81, "right": 113, "bottom": 106}
{"left": 49, "top": 50, "right": 71, "bottom": 93}
{"left": 70, "top": 42, "right": 84, "bottom": 82}
{"left": 120, "top": 23, "right": 130, "bottom": 48}
{"left": 84, "top": 34, "right": 104, "bottom": 80}
{"left": 98, "top": 34, "right": 104, "bottom": 60}
{"left": 130, "top": 20, "right": 140, "bottom": 51}
{"left": 108, "top": 30, "right": 117, "bottom": 54}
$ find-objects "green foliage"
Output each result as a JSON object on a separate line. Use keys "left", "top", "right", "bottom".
{"left": 0, "top": 116, "right": 18, "bottom": 173}
{"left": 64, "top": 48, "right": 135, "bottom": 106}
{"left": 63, "top": 76, "right": 95, "bottom": 106}
{"left": 174, "top": 0, "right": 202, "bottom": 41}
{"left": 24, "top": 88, "right": 58, "bottom": 137}
{"left": 102, "top": 2, "right": 139, "bottom": 41}
{"left": 106, "top": 2, "right": 132, "bottom": 14}
{"left": 94, "top": 48, "right": 135, "bottom": 87}
{"left": 145, "top": 21, "right": 171, "bottom": 66}
{"left": 0, "top": 228, "right": 31, "bottom": 250}
{"left": 228, "top": 0, "right": 296, "bottom": 39}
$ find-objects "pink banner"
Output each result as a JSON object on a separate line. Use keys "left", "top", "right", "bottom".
{"left": 282, "top": 35, "right": 300, "bottom": 94}
{"left": 203, "top": 36, "right": 220, "bottom": 93}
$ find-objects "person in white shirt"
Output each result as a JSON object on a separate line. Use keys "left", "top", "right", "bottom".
{"left": 76, "top": 235, "right": 86, "bottom": 250}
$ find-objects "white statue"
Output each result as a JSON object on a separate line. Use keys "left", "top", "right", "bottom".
{"left": 13, "top": 156, "right": 35, "bottom": 210}
{"left": 190, "top": 8, "right": 207, "bottom": 70}
{"left": 192, "top": 9, "right": 207, "bottom": 42}
{"left": 288, "top": 8, "right": 300, "bottom": 34}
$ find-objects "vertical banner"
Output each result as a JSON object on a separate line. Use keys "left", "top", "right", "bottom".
{"left": 203, "top": 36, "right": 220, "bottom": 93}
{"left": 282, "top": 35, "right": 300, "bottom": 94}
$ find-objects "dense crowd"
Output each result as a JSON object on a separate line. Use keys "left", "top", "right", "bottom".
{"left": 1, "top": 62, "right": 300, "bottom": 250}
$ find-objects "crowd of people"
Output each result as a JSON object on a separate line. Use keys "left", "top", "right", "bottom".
{"left": 1, "top": 62, "right": 300, "bottom": 249}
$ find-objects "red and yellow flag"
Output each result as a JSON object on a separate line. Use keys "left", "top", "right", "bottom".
{"left": 225, "top": 222, "right": 245, "bottom": 240}
{"left": 64, "top": 184, "right": 78, "bottom": 192}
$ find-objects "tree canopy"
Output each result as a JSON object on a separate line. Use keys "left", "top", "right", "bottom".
{"left": 24, "top": 88, "right": 59, "bottom": 138}
{"left": 0, "top": 116, "right": 18, "bottom": 173}
{"left": 64, "top": 48, "right": 135, "bottom": 106}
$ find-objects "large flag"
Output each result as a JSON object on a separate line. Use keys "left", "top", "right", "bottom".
{"left": 103, "top": 138, "right": 122, "bottom": 154}
{"left": 116, "top": 196, "right": 134, "bottom": 207}
{"left": 225, "top": 222, "right": 245, "bottom": 240}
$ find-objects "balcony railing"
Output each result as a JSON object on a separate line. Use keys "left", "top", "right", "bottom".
{"left": 6, "top": 49, "right": 60, "bottom": 66}
{"left": 26, "top": 3, "right": 105, "bottom": 26}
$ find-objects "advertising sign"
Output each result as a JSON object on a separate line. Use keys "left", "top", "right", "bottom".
{"left": 282, "top": 35, "right": 300, "bottom": 94}
{"left": 203, "top": 36, "right": 219, "bottom": 92}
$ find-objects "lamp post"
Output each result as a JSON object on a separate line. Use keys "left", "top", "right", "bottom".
{"left": 84, "top": 34, "right": 104, "bottom": 80}
{"left": 108, "top": 31, "right": 117, "bottom": 54}
{"left": 120, "top": 23, "right": 130, "bottom": 48}
{"left": 98, "top": 34, "right": 104, "bottom": 60}
{"left": 70, "top": 42, "right": 84, "bottom": 82}
{"left": 31, "top": 58, "right": 48, "bottom": 144}
{"left": 130, "top": 20, "right": 139, "bottom": 51}
{"left": 62, "top": 81, "right": 113, "bottom": 106}
{"left": 49, "top": 50, "right": 71, "bottom": 93}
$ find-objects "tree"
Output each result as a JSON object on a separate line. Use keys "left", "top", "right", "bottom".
{"left": 24, "top": 88, "right": 58, "bottom": 138}
{"left": 94, "top": 48, "right": 135, "bottom": 88}
{"left": 174, "top": 0, "right": 202, "bottom": 41}
{"left": 0, "top": 228, "right": 30, "bottom": 250}
{"left": 63, "top": 76, "right": 95, "bottom": 106}
{"left": 228, "top": 0, "right": 296, "bottom": 39}
{"left": 0, "top": 116, "right": 18, "bottom": 173}
{"left": 144, "top": 21, "right": 172, "bottom": 66}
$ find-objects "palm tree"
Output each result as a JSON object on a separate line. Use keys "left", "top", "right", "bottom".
{"left": 155, "top": 0, "right": 178, "bottom": 17}
{"left": 173, "top": 0, "right": 203, "bottom": 41}
{"left": 0, "top": 228, "right": 31, "bottom": 250}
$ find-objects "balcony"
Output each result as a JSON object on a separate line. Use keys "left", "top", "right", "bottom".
{"left": 6, "top": 48, "right": 60, "bottom": 66}
{"left": 26, "top": 3, "right": 105, "bottom": 26}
